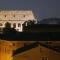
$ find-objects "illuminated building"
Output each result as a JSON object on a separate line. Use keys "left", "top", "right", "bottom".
{"left": 0, "top": 10, "right": 37, "bottom": 32}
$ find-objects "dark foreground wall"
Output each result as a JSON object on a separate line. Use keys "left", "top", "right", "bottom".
{"left": 0, "top": 24, "right": 60, "bottom": 41}
{"left": 0, "top": 32, "right": 60, "bottom": 41}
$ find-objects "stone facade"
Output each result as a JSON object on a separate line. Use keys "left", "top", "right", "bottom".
{"left": 0, "top": 10, "right": 37, "bottom": 32}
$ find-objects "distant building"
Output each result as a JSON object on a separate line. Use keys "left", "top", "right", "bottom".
{"left": 0, "top": 10, "right": 37, "bottom": 32}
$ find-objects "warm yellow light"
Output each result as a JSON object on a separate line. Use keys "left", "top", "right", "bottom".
{"left": 0, "top": 53, "right": 13, "bottom": 60}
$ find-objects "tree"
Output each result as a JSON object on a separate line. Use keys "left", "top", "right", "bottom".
{"left": 3, "top": 22, "right": 16, "bottom": 36}
{"left": 22, "top": 20, "right": 35, "bottom": 31}
{"left": 23, "top": 20, "right": 35, "bottom": 26}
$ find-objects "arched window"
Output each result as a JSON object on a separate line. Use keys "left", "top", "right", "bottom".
{"left": 13, "top": 23, "right": 16, "bottom": 28}
{"left": 18, "top": 23, "right": 21, "bottom": 27}
{"left": 5, "top": 22, "right": 11, "bottom": 28}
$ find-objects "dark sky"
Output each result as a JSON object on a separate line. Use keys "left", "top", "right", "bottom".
{"left": 0, "top": 0, "right": 60, "bottom": 21}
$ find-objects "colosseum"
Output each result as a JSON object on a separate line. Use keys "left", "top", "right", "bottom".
{"left": 0, "top": 10, "right": 37, "bottom": 32}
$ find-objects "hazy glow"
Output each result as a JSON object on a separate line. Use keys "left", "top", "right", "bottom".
{"left": 0, "top": 40, "right": 25, "bottom": 60}
{"left": 0, "top": 53, "right": 13, "bottom": 60}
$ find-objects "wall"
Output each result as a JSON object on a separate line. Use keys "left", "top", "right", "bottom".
{"left": 13, "top": 45, "right": 60, "bottom": 60}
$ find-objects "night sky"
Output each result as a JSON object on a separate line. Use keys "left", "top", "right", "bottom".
{"left": 0, "top": 0, "right": 60, "bottom": 21}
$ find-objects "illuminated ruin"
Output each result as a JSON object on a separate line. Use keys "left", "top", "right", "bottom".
{"left": 0, "top": 10, "right": 37, "bottom": 32}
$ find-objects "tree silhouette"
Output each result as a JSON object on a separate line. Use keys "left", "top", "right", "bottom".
{"left": 3, "top": 22, "right": 16, "bottom": 36}
{"left": 23, "top": 20, "right": 35, "bottom": 31}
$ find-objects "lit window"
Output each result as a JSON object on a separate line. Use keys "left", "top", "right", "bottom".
{"left": 25, "top": 22, "right": 28, "bottom": 26}
{"left": 13, "top": 23, "right": 16, "bottom": 28}
{"left": 18, "top": 23, "right": 21, "bottom": 27}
